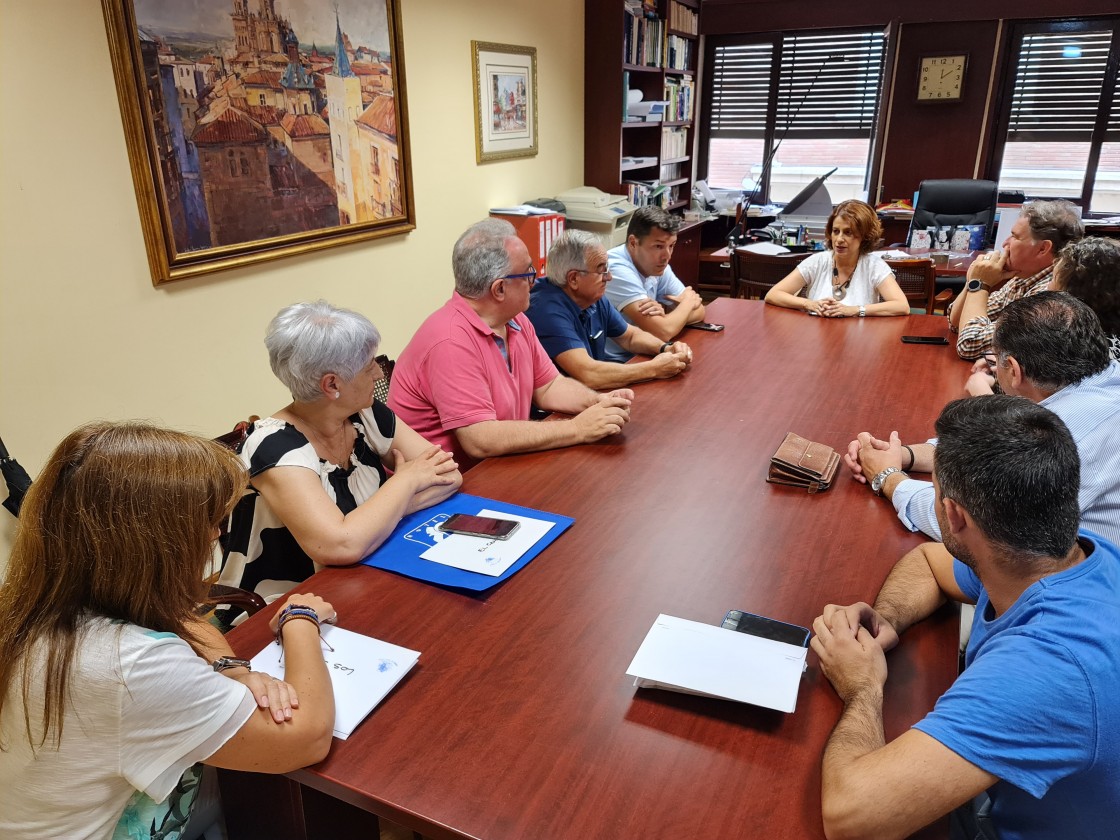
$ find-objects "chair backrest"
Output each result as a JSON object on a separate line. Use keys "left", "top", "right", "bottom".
{"left": 213, "top": 416, "right": 260, "bottom": 453}
{"left": 373, "top": 354, "right": 395, "bottom": 404}
{"left": 884, "top": 259, "right": 937, "bottom": 314}
{"left": 907, "top": 179, "right": 999, "bottom": 247}
{"left": 731, "top": 250, "right": 811, "bottom": 299}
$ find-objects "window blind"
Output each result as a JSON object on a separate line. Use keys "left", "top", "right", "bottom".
{"left": 776, "top": 31, "right": 885, "bottom": 138}
{"left": 1006, "top": 28, "right": 1114, "bottom": 141}
{"left": 707, "top": 29, "right": 884, "bottom": 140}
{"left": 708, "top": 41, "right": 774, "bottom": 138}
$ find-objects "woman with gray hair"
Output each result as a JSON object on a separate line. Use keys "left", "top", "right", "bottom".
{"left": 220, "top": 301, "right": 462, "bottom": 602}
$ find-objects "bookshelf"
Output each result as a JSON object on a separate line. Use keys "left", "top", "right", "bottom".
{"left": 584, "top": 0, "right": 700, "bottom": 213}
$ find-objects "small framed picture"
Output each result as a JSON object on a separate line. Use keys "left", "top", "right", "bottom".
{"left": 471, "top": 41, "right": 538, "bottom": 163}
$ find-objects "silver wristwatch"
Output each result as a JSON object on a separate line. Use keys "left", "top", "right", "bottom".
{"left": 870, "top": 466, "right": 902, "bottom": 495}
{"left": 858, "top": 305, "right": 866, "bottom": 317}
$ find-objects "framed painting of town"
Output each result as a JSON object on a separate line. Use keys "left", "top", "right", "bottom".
{"left": 471, "top": 41, "right": 537, "bottom": 164}
{"left": 102, "top": 0, "right": 415, "bottom": 286}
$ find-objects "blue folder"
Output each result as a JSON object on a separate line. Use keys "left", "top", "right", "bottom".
{"left": 360, "top": 493, "right": 574, "bottom": 591}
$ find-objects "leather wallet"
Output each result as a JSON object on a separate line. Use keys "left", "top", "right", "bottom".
{"left": 767, "top": 432, "right": 840, "bottom": 494}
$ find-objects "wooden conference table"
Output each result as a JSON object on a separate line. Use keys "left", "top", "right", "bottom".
{"left": 226, "top": 299, "right": 969, "bottom": 840}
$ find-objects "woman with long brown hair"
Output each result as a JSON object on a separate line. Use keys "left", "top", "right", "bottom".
{"left": 0, "top": 422, "right": 335, "bottom": 839}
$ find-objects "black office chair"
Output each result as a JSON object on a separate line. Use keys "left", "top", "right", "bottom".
{"left": 907, "top": 179, "right": 999, "bottom": 248}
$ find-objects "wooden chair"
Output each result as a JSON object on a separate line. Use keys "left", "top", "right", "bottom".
{"left": 373, "top": 354, "right": 395, "bottom": 404}
{"left": 207, "top": 417, "right": 265, "bottom": 621}
{"left": 730, "top": 250, "right": 810, "bottom": 300}
{"left": 884, "top": 258, "right": 937, "bottom": 314}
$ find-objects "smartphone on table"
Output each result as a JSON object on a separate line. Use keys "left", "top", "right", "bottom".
{"left": 722, "top": 609, "right": 811, "bottom": 647}
{"left": 686, "top": 322, "right": 725, "bottom": 332}
{"left": 437, "top": 513, "right": 520, "bottom": 540}
{"left": 901, "top": 335, "right": 949, "bottom": 345}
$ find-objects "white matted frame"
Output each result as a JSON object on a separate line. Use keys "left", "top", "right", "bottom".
{"left": 472, "top": 41, "right": 537, "bottom": 163}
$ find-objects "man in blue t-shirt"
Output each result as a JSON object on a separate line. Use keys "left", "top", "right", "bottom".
{"left": 812, "top": 395, "right": 1120, "bottom": 840}
{"left": 602, "top": 206, "right": 706, "bottom": 362}
{"left": 527, "top": 229, "right": 694, "bottom": 389}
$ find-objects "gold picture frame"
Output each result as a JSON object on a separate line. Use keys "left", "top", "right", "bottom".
{"left": 101, "top": 0, "right": 416, "bottom": 286}
{"left": 472, "top": 41, "right": 538, "bottom": 164}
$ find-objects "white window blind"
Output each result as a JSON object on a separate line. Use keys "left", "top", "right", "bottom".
{"left": 708, "top": 42, "right": 774, "bottom": 138}
{"left": 1006, "top": 28, "right": 1116, "bottom": 141}
{"left": 776, "top": 31, "right": 885, "bottom": 138}
{"left": 708, "top": 29, "right": 885, "bottom": 140}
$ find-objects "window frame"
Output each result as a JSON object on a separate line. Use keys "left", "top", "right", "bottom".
{"left": 987, "top": 17, "right": 1120, "bottom": 213}
{"left": 698, "top": 26, "right": 889, "bottom": 205}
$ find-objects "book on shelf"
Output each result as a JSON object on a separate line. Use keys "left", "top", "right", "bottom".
{"left": 663, "top": 75, "right": 694, "bottom": 122}
{"left": 623, "top": 5, "right": 664, "bottom": 67}
{"left": 624, "top": 178, "right": 670, "bottom": 209}
{"left": 669, "top": 1, "right": 699, "bottom": 35}
{"left": 666, "top": 35, "right": 694, "bottom": 71}
{"left": 661, "top": 126, "right": 688, "bottom": 159}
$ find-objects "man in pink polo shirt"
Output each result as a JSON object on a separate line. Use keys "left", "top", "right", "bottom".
{"left": 388, "top": 219, "right": 635, "bottom": 470}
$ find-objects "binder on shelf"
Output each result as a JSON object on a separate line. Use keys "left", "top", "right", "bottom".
{"left": 490, "top": 211, "right": 565, "bottom": 277}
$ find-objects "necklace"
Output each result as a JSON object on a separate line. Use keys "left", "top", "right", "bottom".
{"left": 284, "top": 406, "right": 355, "bottom": 467}
{"left": 831, "top": 257, "right": 854, "bottom": 301}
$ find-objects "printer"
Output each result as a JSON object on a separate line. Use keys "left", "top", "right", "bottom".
{"left": 555, "top": 187, "right": 636, "bottom": 248}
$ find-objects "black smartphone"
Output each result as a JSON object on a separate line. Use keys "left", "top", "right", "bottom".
{"left": 437, "top": 513, "right": 520, "bottom": 540}
{"left": 722, "top": 609, "right": 811, "bottom": 647}
{"left": 686, "top": 322, "right": 725, "bottom": 332}
{"left": 901, "top": 335, "right": 950, "bottom": 345}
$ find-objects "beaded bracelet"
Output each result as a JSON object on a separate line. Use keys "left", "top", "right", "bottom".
{"left": 902, "top": 444, "right": 915, "bottom": 471}
{"left": 276, "top": 604, "right": 321, "bottom": 643}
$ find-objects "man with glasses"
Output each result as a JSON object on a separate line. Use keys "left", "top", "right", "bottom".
{"left": 389, "top": 219, "right": 634, "bottom": 471}
{"left": 602, "top": 206, "right": 706, "bottom": 362}
{"left": 526, "top": 230, "right": 694, "bottom": 389}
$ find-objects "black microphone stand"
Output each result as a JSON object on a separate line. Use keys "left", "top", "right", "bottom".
{"left": 730, "top": 53, "right": 847, "bottom": 247}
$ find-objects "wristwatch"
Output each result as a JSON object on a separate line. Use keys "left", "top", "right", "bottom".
{"left": 870, "top": 466, "right": 903, "bottom": 495}
{"left": 858, "top": 305, "right": 866, "bottom": 318}
{"left": 212, "top": 656, "right": 252, "bottom": 672}
{"left": 966, "top": 279, "right": 994, "bottom": 293}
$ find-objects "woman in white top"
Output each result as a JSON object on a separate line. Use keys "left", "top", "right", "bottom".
{"left": 0, "top": 422, "right": 337, "bottom": 839}
{"left": 765, "top": 199, "right": 910, "bottom": 318}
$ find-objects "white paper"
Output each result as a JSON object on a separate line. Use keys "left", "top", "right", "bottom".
{"left": 489, "top": 204, "right": 553, "bottom": 216}
{"left": 419, "top": 508, "right": 555, "bottom": 577}
{"left": 737, "top": 242, "right": 790, "bottom": 256}
{"left": 250, "top": 625, "right": 419, "bottom": 740}
{"left": 625, "top": 614, "right": 808, "bottom": 713}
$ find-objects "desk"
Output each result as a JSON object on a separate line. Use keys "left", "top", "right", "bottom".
{"left": 226, "top": 300, "right": 967, "bottom": 840}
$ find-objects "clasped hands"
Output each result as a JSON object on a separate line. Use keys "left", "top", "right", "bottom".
{"left": 811, "top": 602, "right": 896, "bottom": 703}
{"left": 964, "top": 355, "right": 997, "bottom": 396}
{"left": 805, "top": 298, "right": 859, "bottom": 318}
{"left": 843, "top": 430, "right": 904, "bottom": 485}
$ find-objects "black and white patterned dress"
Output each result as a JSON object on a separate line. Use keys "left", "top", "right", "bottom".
{"left": 219, "top": 402, "right": 396, "bottom": 599}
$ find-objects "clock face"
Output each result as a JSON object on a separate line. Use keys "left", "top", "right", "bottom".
{"left": 918, "top": 54, "right": 967, "bottom": 102}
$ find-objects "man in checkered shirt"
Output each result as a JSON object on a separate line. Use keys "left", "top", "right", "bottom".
{"left": 947, "top": 200, "right": 1082, "bottom": 360}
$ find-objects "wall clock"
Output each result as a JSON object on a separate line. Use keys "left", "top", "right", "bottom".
{"left": 917, "top": 54, "right": 967, "bottom": 102}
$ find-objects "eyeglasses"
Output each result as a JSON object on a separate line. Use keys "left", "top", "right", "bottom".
{"left": 577, "top": 268, "right": 612, "bottom": 278}
{"left": 501, "top": 266, "right": 538, "bottom": 284}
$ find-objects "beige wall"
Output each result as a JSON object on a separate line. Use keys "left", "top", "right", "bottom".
{"left": 0, "top": 0, "right": 585, "bottom": 559}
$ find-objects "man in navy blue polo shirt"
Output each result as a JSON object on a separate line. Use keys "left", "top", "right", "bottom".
{"left": 526, "top": 230, "right": 694, "bottom": 389}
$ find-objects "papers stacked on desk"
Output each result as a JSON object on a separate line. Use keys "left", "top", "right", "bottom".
{"left": 625, "top": 614, "right": 808, "bottom": 713}
{"left": 250, "top": 625, "right": 419, "bottom": 740}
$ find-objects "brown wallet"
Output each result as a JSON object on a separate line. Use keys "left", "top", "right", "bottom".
{"left": 767, "top": 432, "right": 840, "bottom": 494}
